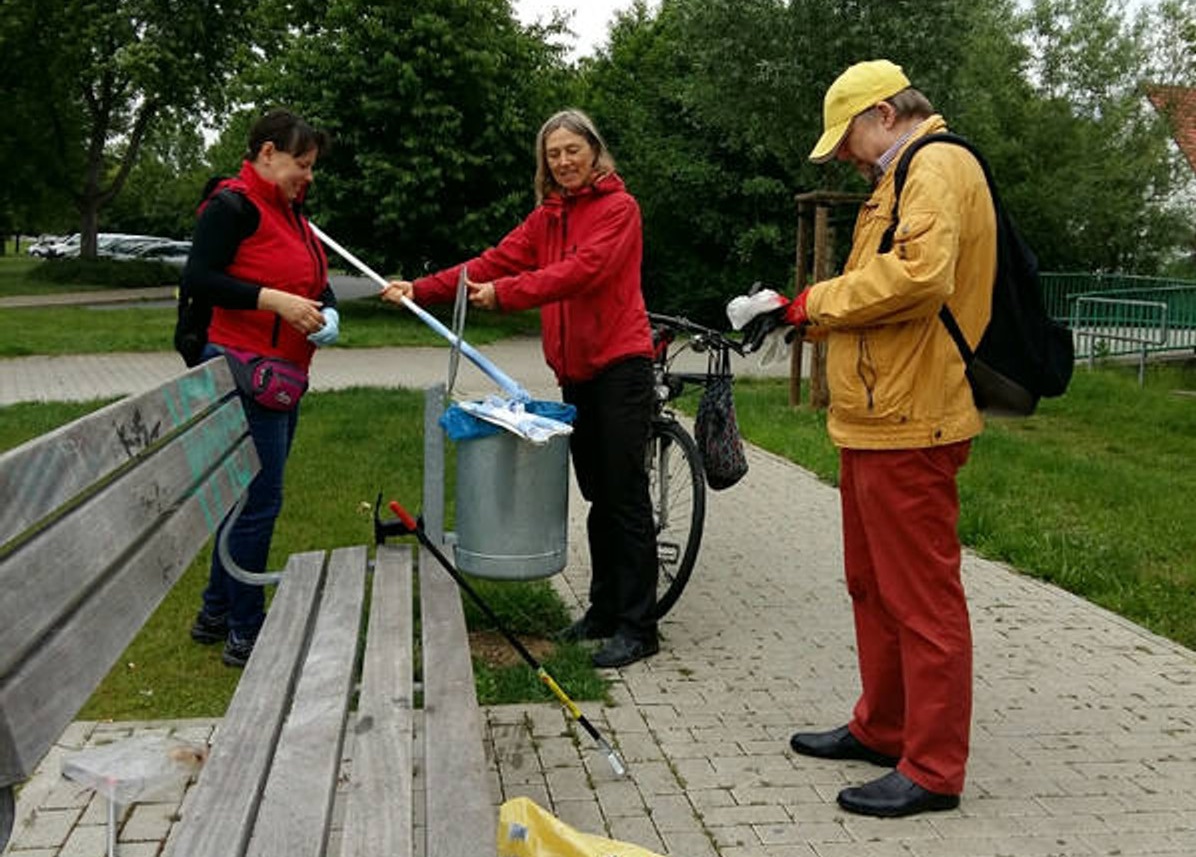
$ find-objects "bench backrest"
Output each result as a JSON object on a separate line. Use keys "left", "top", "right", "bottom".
{"left": 0, "top": 358, "right": 258, "bottom": 788}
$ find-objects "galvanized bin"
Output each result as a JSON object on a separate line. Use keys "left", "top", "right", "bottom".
{"left": 453, "top": 430, "right": 570, "bottom": 580}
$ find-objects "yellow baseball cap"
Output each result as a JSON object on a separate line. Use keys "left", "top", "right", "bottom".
{"left": 809, "top": 59, "right": 911, "bottom": 163}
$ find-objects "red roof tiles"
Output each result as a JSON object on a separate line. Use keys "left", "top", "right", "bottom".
{"left": 1147, "top": 84, "right": 1196, "bottom": 174}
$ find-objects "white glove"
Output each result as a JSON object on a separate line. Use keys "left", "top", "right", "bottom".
{"left": 726, "top": 288, "right": 787, "bottom": 330}
{"left": 307, "top": 307, "right": 340, "bottom": 346}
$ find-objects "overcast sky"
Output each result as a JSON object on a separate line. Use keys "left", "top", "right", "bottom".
{"left": 512, "top": 0, "right": 650, "bottom": 60}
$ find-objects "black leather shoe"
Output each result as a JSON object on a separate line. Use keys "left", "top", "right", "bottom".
{"left": 788, "top": 725, "right": 898, "bottom": 767}
{"left": 557, "top": 616, "right": 616, "bottom": 643}
{"left": 592, "top": 634, "right": 659, "bottom": 668}
{"left": 837, "top": 770, "right": 960, "bottom": 818}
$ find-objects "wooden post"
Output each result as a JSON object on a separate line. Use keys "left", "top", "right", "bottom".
{"left": 809, "top": 203, "right": 831, "bottom": 409}
{"left": 790, "top": 190, "right": 868, "bottom": 410}
{"left": 790, "top": 200, "right": 812, "bottom": 407}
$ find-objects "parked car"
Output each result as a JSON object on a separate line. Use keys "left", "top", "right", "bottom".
{"left": 32, "top": 234, "right": 81, "bottom": 258}
{"left": 27, "top": 234, "right": 69, "bottom": 257}
{"left": 134, "top": 240, "right": 191, "bottom": 267}
{"left": 32, "top": 233, "right": 189, "bottom": 266}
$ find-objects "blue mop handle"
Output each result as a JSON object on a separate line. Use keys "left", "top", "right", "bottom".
{"left": 309, "top": 223, "right": 531, "bottom": 402}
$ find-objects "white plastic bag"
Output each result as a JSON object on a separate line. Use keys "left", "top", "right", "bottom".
{"left": 61, "top": 735, "right": 206, "bottom": 805}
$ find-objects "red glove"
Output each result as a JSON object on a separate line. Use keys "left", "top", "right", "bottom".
{"left": 784, "top": 288, "right": 811, "bottom": 327}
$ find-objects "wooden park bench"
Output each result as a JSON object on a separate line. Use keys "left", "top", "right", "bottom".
{"left": 0, "top": 358, "right": 494, "bottom": 856}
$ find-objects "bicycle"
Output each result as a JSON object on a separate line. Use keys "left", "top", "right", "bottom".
{"left": 647, "top": 312, "right": 747, "bottom": 618}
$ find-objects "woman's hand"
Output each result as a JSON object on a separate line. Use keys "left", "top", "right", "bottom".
{"left": 467, "top": 278, "right": 497, "bottom": 310}
{"left": 381, "top": 280, "right": 415, "bottom": 305}
{"left": 258, "top": 288, "right": 325, "bottom": 335}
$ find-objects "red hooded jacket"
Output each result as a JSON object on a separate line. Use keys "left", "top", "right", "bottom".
{"left": 413, "top": 173, "right": 652, "bottom": 385}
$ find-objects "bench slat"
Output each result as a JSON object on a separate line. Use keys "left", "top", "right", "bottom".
{"left": 419, "top": 546, "right": 494, "bottom": 857}
{"left": 247, "top": 545, "right": 368, "bottom": 857}
{"left": 0, "top": 400, "right": 254, "bottom": 677}
{"left": 339, "top": 544, "right": 415, "bottom": 857}
{"left": 0, "top": 436, "right": 258, "bottom": 785}
{"left": 0, "top": 358, "right": 236, "bottom": 546}
{"left": 164, "top": 551, "right": 327, "bottom": 857}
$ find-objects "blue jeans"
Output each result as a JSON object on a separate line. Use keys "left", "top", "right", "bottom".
{"left": 201, "top": 349, "right": 299, "bottom": 638}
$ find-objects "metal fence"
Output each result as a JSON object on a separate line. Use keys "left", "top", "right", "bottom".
{"left": 1040, "top": 274, "right": 1196, "bottom": 369}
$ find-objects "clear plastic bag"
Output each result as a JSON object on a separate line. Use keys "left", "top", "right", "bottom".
{"left": 498, "top": 797, "right": 664, "bottom": 857}
{"left": 61, "top": 735, "right": 206, "bottom": 805}
{"left": 441, "top": 398, "right": 576, "bottom": 443}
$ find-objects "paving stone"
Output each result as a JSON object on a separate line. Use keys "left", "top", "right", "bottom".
{"left": 8, "top": 345, "right": 1196, "bottom": 855}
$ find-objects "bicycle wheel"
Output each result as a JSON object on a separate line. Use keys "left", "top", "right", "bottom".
{"left": 647, "top": 418, "right": 706, "bottom": 618}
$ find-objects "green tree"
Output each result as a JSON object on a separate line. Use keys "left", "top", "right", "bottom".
{"left": 240, "top": 0, "right": 573, "bottom": 276}
{"left": 0, "top": 0, "right": 265, "bottom": 257}
{"left": 104, "top": 118, "right": 210, "bottom": 239}
{"left": 579, "top": 0, "right": 1190, "bottom": 320}
{"left": 580, "top": 0, "right": 997, "bottom": 321}
{"left": 1014, "top": 0, "right": 1190, "bottom": 272}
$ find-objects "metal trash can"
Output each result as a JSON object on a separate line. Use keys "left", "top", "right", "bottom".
{"left": 453, "top": 430, "right": 570, "bottom": 580}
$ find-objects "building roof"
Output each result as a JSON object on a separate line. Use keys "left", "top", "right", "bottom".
{"left": 1147, "top": 84, "right": 1196, "bottom": 174}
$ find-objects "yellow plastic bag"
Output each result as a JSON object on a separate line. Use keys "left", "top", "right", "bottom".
{"left": 497, "top": 796, "right": 665, "bottom": 857}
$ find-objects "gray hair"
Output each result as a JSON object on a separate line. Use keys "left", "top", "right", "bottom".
{"left": 534, "top": 109, "right": 617, "bottom": 203}
{"left": 886, "top": 87, "right": 935, "bottom": 120}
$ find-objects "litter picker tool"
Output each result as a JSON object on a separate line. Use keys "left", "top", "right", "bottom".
{"left": 308, "top": 222, "right": 531, "bottom": 403}
{"left": 375, "top": 496, "right": 627, "bottom": 777}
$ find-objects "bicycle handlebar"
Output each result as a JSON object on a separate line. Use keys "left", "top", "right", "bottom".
{"left": 647, "top": 312, "right": 746, "bottom": 357}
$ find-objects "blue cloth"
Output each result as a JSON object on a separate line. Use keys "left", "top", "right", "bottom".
{"left": 440, "top": 399, "right": 576, "bottom": 441}
{"left": 307, "top": 306, "right": 339, "bottom": 346}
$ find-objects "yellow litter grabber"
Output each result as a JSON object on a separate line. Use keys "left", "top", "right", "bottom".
{"left": 377, "top": 497, "right": 627, "bottom": 777}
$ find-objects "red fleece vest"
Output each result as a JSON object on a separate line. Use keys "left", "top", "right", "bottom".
{"left": 206, "top": 163, "right": 328, "bottom": 369}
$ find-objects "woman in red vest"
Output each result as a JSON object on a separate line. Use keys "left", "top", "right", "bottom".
{"left": 180, "top": 109, "right": 337, "bottom": 667}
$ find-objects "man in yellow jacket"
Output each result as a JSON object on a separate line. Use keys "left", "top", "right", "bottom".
{"left": 783, "top": 60, "right": 996, "bottom": 818}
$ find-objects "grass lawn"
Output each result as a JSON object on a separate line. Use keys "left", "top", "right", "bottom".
{"left": 0, "top": 254, "right": 540, "bottom": 356}
{"left": 5, "top": 257, "right": 1195, "bottom": 716}
{"left": 728, "top": 357, "right": 1196, "bottom": 649}
{"left": 0, "top": 389, "right": 605, "bottom": 720}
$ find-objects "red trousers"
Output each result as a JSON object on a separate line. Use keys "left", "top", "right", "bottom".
{"left": 839, "top": 441, "right": 973, "bottom": 795}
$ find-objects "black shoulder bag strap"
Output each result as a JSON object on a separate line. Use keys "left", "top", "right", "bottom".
{"left": 878, "top": 132, "right": 1001, "bottom": 370}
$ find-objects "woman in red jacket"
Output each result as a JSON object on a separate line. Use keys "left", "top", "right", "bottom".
{"left": 384, "top": 109, "right": 658, "bottom": 668}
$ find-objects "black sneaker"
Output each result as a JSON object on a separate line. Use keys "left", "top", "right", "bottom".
{"left": 557, "top": 616, "right": 616, "bottom": 643}
{"left": 222, "top": 632, "right": 256, "bottom": 668}
{"left": 592, "top": 633, "right": 659, "bottom": 668}
{"left": 190, "top": 610, "right": 228, "bottom": 645}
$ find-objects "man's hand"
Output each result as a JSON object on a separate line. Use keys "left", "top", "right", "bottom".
{"left": 784, "top": 288, "right": 811, "bottom": 327}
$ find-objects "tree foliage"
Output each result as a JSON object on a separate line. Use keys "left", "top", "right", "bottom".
{"left": 5, "top": 0, "right": 1192, "bottom": 308}
{"left": 239, "top": 0, "right": 573, "bottom": 276}
{"left": 577, "top": 0, "right": 1193, "bottom": 321}
{"left": 0, "top": 0, "right": 265, "bottom": 255}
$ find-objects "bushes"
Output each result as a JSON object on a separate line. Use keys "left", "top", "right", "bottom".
{"left": 29, "top": 257, "right": 181, "bottom": 288}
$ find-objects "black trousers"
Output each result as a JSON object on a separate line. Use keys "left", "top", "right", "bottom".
{"left": 563, "top": 357, "right": 658, "bottom": 640}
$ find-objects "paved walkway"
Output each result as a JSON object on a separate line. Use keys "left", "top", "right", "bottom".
{"left": 3, "top": 336, "right": 1196, "bottom": 856}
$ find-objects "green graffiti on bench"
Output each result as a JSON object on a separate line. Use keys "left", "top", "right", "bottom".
{"left": 162, "top": 363, "right": 222, "bottom": 429}
{"left": 194, "top": 444, "right": 257, "bottom": 534}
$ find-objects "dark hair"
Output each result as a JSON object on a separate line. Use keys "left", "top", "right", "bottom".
{"left": 246, "top": 109, "right": 329, "bottom": 161}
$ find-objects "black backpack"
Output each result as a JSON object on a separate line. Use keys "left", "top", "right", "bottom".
{"left": 880, "top": 133, "right": 1074, "bottom": 416}
{"left": 173, "top": 178, "right": 245, "bottom": 367}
